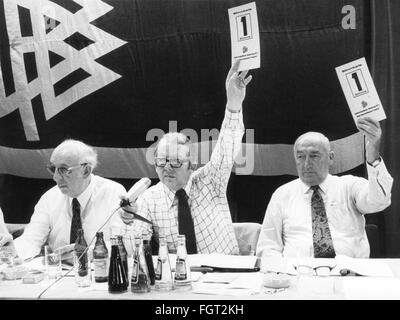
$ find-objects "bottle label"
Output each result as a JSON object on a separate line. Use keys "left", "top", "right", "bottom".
{"left": 155, "top": 258, "right": 162, "bottom": 281}
{"left": 75, "top": 251, "right": 88, "bottom": 276}
{"left": 175, "top": 258, "right": 187, "bottom": 280}
{"left": 131, "top": 258, "right": 139, "bottom": 284}
{"left": 93, "top": 258, "right": 108, "bottom": 277}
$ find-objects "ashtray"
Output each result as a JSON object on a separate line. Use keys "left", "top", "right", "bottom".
{"left": 263, "top": 272, "right": 291, "bottom": 289}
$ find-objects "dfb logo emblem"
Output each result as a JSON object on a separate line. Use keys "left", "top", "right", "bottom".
{"left": 361, "top": 101, "right": 368, "bottom": 108}
{"left": 0, "top": 0, "right": 127, "bottom": 141}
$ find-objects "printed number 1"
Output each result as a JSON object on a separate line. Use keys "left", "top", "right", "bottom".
{"left": 351, "top": 72, "right": 363, "bottom": 92}
{"left": 240, "top": 16, "right": 248, "bottom": 36}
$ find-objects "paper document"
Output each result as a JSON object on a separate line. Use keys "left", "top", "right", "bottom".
{"left": 335, "top": 57, "right": 386, "bottom": 124}
{"left": 193, "top": 273, "right": 263, "bottom": 296}
{"left": 228, "top": 2, "right": 260, "bottom": 71}
{"left": 164, "top": 254, "right": 259, "bottom": 272}
{"left": 260, "top": 256, "right": 297, "bottom": 275}
{"left": 227, "top": 272, "right": 263, "bottom": 290}
{"left": 193, "top": 253, "right": 259, "bottom": 271}
{"left": 343, "top": 277, "right": 400, "bottom": 299}
{"left": 331, "top": 255, "right": 394, "bottom": 277}
{"left": 200, "top": 273, "right": 239, "bottom": 284}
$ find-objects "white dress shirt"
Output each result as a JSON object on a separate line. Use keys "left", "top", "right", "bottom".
{"left": 132, "top": 109, "right": 243, "bottom": 255}
{"left": 256, "top": 160, "right": 393, "bottom": 258}
{"left": 14, "top": 174, "right": 126, "bottom": 259}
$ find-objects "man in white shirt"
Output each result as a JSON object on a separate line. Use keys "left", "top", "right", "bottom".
{"left": 256, "top": 117, "right": 393, "bottom": 258}
{"left": 120, "top": 60, "right": 252, "bottom": 255}
{"left": 8, "top": 139, "right": 126, "bottom": 260}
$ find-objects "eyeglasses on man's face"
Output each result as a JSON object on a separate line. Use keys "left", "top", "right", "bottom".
{"left": 154, "top": 158, "right": 188, "bottom": 168}
{"left": 46, "top": 163, "right": 88, "bottom": 177}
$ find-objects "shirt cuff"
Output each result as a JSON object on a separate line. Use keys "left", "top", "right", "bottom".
{"left": 225, "top": 108, "right": 242, "bottom": 120}
{"left": 224, "top": 109, "right": 244, "bottom": 131}
{"left": 366, "top": 157, "right": 387, "bottom": 176}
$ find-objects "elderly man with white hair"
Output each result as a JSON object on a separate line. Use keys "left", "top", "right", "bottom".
{"left": 256, "top": 117, "right": 393, "bottom": 259}
{"left": 9, "top": 139, "right": 126, "bottom": 260}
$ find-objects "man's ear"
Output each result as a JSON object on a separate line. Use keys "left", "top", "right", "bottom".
{"left": 188, "top": 161, "right": 197, "bottom": 171}
{"left": 82, "top": 165, "right": 92, "bottom": 178}
{"left": 328, "top": 151, "right": 335, "bottom": 162}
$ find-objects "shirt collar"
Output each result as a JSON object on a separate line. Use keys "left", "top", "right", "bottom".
{"left": 300, "top": 174, "right": 331, "bottom": 195}
{"left": 68, "top": 174, "right": 94, "bottom": 214}
{"left": 162, "top": 176, "right": 193, "bottom": 208}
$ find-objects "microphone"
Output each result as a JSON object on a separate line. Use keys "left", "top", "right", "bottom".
{"left": 120, "top": 178, "right": 152, "bottom": 225}
{"left": 120, "top": 177, "right": 151, "bottom": 207}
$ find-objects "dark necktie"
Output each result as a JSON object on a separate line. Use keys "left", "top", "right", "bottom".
{"left": 70, "top": 198, "right": 82, "bottom": 244}
{"left": 175, "top": 188, "right": 197, "bottom": 254}
{"left": 311, "top": 186, "right": 336, "bottom": 258}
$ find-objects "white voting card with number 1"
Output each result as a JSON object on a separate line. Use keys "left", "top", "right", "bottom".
{"left": 228, "top": 2, "right": 260, "bottom": 71}
{"left": 335, "top": 57, "right": 386, "bottom": 124}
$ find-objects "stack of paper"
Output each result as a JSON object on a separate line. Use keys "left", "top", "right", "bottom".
{"left": 189, "top": 253, "right": 259, "bottom": 272}
{"left": 331, "top": 255, "right": 394, "bottom": 277}
{"left": 192, "top": 273, "right": 263, "bottom": 296}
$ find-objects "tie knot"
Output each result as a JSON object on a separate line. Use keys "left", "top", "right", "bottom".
{"left": 72, "top": 198, "right": 80, "bottom": 209}
{"left": 175, "top": 188, "right": 188, "bottom": 200}
{"left": 311, "top": 185, "right": 320, "bottom": 192}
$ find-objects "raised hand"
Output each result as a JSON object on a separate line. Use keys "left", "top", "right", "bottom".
{"left": 356, "top": 117, "right": 382, "bottom": 163}
{"left": 225, "top": 59, "right": 252, "bottom": 112}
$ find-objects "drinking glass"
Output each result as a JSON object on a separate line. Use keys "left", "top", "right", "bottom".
{"left": 44, "top": 245, "right": 62, "bottom": 279}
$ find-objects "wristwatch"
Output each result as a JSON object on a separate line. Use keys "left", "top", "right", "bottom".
{"left": 368, "top": 157, "right": 382, "bottom": 168}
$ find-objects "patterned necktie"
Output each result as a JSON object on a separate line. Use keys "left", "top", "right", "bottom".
{"left": 70, "top": 198, "right": 82, "bottom": 244}
{"left": 175, "top": 188, "right": 197, "bottom": 254}
{"left": 311, "top": 186, "right": 336, "bottom": 258}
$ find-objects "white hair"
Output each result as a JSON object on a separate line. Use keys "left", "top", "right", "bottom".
{"left": 52, "top": 139, "right": 98, "bottom": 169}
{"left": 293, "top": 132, "right": 331, "bottom": 154}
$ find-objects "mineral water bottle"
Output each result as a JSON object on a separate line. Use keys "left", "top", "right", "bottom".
{"left": 174, "top": 234, "right": 191, "bottom": 290}
{"left": 155, "top": 236, "right": 174, "bottom": 291}
{"left": 131, "top": 237, "right": 150, "bottom": 293}
{"left": 142, "top": 233, "right": 156, "bottom": 286}
{"left": 74, "top": 229, "right": 91, "bottom": 287}
{"left": 93, "top": 231, "right": 109, "bottom": 283}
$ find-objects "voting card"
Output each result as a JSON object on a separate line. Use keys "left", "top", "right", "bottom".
{"left": 228, "top": 2, "right": 260, "bottom": 71}
{"left": 335, "top": 57, "right": 386, "bottom": 124}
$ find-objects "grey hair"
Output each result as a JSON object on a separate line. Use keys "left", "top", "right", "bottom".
{"left": 293, "top": 132, "right": 331, "bottom": 154}
{"left": 52, "top": 139, "right": 98, "bottom": 169}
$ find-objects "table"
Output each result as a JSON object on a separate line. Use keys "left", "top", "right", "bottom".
{"left": 1, "top": 258, "right": 400, "bottom": 300}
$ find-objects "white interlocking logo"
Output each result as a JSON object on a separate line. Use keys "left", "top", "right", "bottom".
{"left": 0, "top": 0, "right": 127, "bottom": 141}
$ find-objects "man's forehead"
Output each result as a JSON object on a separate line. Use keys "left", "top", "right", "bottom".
{"left": 296, "top": 138, "right": 328, "bottom": 152}
{"left": 50, "top": 149, "right": 80, "bottom": 165}
{"left": 296, "top": 144, "right": 323, "bottom": 152}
